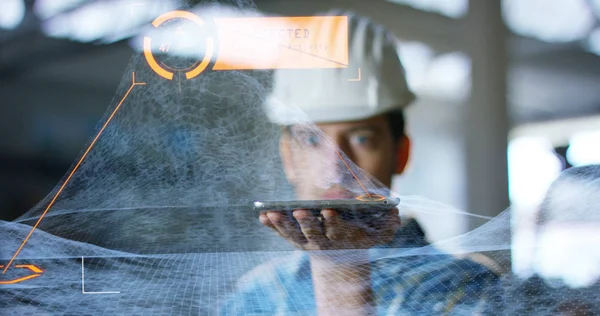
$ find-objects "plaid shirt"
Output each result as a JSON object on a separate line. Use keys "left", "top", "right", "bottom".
{"left": 220, "top": 220, "right": 500, "bottom": 315}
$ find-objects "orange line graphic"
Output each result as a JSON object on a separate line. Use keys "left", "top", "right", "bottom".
{"left": 296, "top": 129, "right": 373, "bottom": 199}
{"left": 143, "top": 36, "right": 175, "bottom": 80}
{"left": 15, "top": 264, "right": 44, "bottom": 273}
{"left": 2, "top": 73, "right": 145, "bottom": 274}
{"left": 0, "top": 264, "right": 44, "bottom": 284}
{"left": 333, "top": 149, "right": 372, "bottom": 199}
{"left": 312, "top": 127, "right": 372, "bottom": 198}
{"left": 0, "top": 273, "right": 42, "bottom": 284}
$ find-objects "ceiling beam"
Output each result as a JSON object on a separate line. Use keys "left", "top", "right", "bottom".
{"left": 510, "top": 114, "right": 600, "bottom": 146}
{"left": 252, "top": 0, "right": 463, "bottom": 53}
{"left": 253, "top": 0, "right": 590, "bottom": 62}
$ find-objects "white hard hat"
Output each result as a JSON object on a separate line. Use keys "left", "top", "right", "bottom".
{"left": 265, "top": 10, "right": 415, "bottom": 125}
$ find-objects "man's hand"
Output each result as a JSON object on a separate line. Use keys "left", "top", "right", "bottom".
{"left": 258, "top": 208, "right": 401, "bottom": 252}
{"left": 260, "top": 208, "right": 401, "bottom": 315}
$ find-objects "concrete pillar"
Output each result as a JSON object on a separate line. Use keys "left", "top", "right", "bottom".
{"left": 463, "top": 0, "right": 510, "bottom": 229}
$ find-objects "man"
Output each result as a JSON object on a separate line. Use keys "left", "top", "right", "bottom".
{"left": 221, "top": 11, "right": 499, "bottom": 315}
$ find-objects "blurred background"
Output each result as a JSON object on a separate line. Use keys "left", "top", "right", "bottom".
{"left": 1, "top": 0, "right": 599, "bottom": 276}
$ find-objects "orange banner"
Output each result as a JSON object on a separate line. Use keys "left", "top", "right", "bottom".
{"left": 213, "top": 16, "right": 349, "bottom": 70}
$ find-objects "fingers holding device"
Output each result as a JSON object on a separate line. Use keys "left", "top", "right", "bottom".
{"left": 254, "top": 196, "right": 402, "bottom": 250}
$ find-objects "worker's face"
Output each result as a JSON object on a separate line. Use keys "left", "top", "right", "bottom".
{"left": 280, "top": 115, "right": 408, "bottom": 200}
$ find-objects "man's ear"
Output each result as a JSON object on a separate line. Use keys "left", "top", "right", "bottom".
{"left": 279, "top": 134, "right": 297, "bottom": 184}
{"left": 394, "top": 135, "right": 411, "bottom": 174}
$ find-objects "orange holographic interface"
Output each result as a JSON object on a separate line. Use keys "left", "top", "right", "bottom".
{"left": 213, "top": 16, "right": 349, "bottom": 70}
{"left": 144, "top": 10, "right": 215, "bottom": 80}
{"left": 0, "top": 264, "right": 44, "bottom": 284}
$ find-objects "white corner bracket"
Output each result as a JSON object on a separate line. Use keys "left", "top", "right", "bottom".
{"left": 81, "top": 257, "right": 120, "bottom": 295}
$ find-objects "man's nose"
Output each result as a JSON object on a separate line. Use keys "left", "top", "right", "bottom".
{"left": 327, "top": 139, "right": 356, "bottom": 181}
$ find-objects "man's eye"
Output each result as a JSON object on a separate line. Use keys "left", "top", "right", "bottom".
{"left": 352, "top": 135, "right": 373, "bottom": 146}
{"left": 306, "top": 134, "right": 321, "bottom": 146}
{"left": 356, "top": 136, "right": 369, "bottom": 144}
{"left": 291, "top": 128, "right": 322, "bottom": 147}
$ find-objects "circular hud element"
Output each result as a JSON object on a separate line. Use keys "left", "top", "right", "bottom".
{"left": 143, "top": 10, "right": 215, "bottom": 80}
{"left": 355, "top": 193, "right": 387, "bottom": 202}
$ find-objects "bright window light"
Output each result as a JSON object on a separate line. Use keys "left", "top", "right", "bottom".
{"left": 41, "top": 0, "right": 177, "bottom": 43}
{"left": 535, "top": 224, "right": 600, "bottom": 288}
{"left": 34, "top": 0, "right": 88, "bottom": 20}
{"left": 586, "top": 28, "right": 600, "bottom": 56}
{"left": 509, "top": 136, "right": 563, "bottom": 277}
{"left": 502, "top": 0, "right": 595, "bottom": 43}
{"left": 508, "top": 137, "right": 562, "bottom": 207}
{"left": 0, "top": 0, "right": 25, "bottom": 30}
{"left": 387, "top": 0, "right": 468, "bottom": 19}
{"left": 422, "top": 52, "right": 471, "bottom": 100}
{"left": 397, "top": 41, "right": 435, "bottom": 93}
{"left": 567, "top": 130, "right": 600, "bottom": 166}
{"left": 64, "top": 1, "right": 113, "bottom": 42}
{"left": 396, "top": 43, "right": 471, "bottom": 99}
{"left": 591, "top": 0, "right": 600, "bottom": 18}
{"left": 41, "top": 1, "right": 114, "bottom": 42}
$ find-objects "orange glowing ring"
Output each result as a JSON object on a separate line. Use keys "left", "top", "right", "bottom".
{"left": 143, "top": 10, "right": 214, "bottom": 80}
{"left": 355, "top": 194, "right": 386, "bottom": 202}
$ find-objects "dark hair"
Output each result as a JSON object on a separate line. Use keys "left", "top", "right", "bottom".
{"left": 386, "top": 110, "right": 406, "bottom": 143}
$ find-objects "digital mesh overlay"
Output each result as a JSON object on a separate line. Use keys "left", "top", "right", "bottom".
{"left": 2, "top": 1, "right": 599, "bottom": 315}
